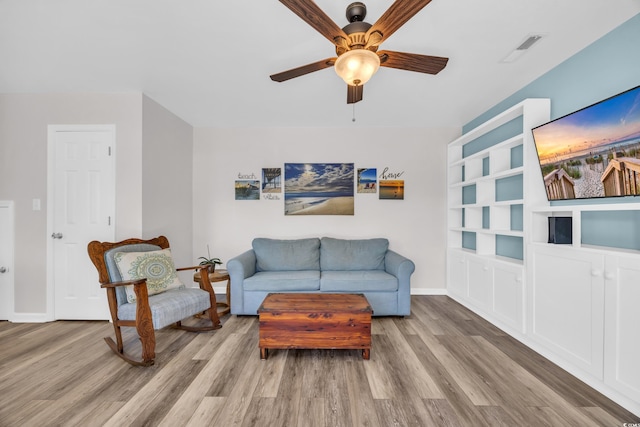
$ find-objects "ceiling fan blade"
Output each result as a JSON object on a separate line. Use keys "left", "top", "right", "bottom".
{"left": 270, "top": 58, "right": 336, "bottom": 82}
{"left": 347, "top": 84, "right": 363, "bottom": 104}
{"left": 279, "top": 0, "right": 348, "bottom": 45}
{"left": 378, "top": 50, "right": 448, "bottom": 74}
{"left": 367, "top": 0, "right": 433, "bottom": 45}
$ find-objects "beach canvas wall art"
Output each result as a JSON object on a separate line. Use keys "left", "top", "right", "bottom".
{"left": 284, "top": 163, "right": 355, "bottom": 215}
{"left": 357, "top": 168, "right": 377, "bottom": 193}
{"left": 235, "top": 180, "right": 260, "bottom": 200}
{"left": 379, "top": 180, "right": 404, "bottom": 199}
{"left": 262, "top": 168, "right": 281, "bottom": 193}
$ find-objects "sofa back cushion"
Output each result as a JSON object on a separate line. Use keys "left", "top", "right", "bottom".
{"left": 320, "top": 237, "right": 388, "bottom": 271}
{"left": 253, "top": 238, "right": 320, "bottom": 271}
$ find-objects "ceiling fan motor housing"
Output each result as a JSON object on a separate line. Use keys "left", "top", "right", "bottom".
{"left": 346, "top": 2, "right": 367, "bottom": 22}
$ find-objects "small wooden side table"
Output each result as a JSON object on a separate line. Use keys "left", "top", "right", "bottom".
{"left": 193, "top": 269, "right": 231, "bottom": 316}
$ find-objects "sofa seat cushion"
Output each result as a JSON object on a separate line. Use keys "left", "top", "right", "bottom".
{"left": 243, "top": 271, "right": 320, "bottom": 292}
{"left": 118, "top": 287, "right": 211, "bottom": 330}
{"left": 320, "top": 270, "right": 398, "bottom": 292}
{"left": 253, "top": 238, "right": 320, "bottom": 272}
{"left": 320, "top": 237, "right": 388, "bottom": 271}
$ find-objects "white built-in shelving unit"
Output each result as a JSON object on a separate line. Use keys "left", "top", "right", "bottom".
{"left": 447, "top": 98, "right": 550, "bottom": 333}
{"left": 447, "top": 98, "right": 640, "bottom": 416}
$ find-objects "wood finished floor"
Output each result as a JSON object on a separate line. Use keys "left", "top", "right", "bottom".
{"left": 0, "top": 296, "right": 638, "bottom": 426}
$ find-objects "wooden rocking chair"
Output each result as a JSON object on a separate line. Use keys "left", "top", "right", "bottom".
{"left": 87, "top": 236, "right": 222, "bottom": 366}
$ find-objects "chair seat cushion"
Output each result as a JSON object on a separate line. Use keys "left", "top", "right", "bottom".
{"left": 114, "top": 248, "right": 185, "bottom": 303}
{"left": 243, "top": 271, "right": 320, "bottom": 292}
{"left": 320, "top": 270, "right": 398, "bottom": 292}
{"left": 118, "top": 287, "right": 211, "bottom": 330}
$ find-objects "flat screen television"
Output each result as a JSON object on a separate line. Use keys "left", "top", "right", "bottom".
{"left": 531, "top": 84, "right": 640, "bottom": 201}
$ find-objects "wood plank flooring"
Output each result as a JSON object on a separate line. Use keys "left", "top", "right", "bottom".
{"left": 0, "top": 296, "right": 638, "bottom": 426}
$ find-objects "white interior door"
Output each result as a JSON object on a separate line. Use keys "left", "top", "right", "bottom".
{"left": 48, "top": 125, "right": 115, "bottom": 320}
{"left": 0, "top": 201, "right": 14, "bottom": 320}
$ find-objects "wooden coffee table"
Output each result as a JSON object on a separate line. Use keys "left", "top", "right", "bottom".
{"left": 258, "top": 293, "right": 373, "bottom": 360}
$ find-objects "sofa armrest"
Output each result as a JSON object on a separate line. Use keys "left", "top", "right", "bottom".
{"left": 227, "top": 249, "right": 257, "bottom": 314}
{"left": 385, "top": 250, "right": 415, "bottom": 315}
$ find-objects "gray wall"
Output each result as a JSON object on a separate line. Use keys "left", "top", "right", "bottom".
{"left": 0, "top": 93, "right": 194, "bottom": 317}
{"left": 142, "top": 95, "right": 194, "bottom": 269}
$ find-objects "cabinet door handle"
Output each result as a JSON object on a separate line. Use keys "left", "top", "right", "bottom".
{"left": 591, "top": 269, "right": 603, "bottom": 277}
{"left": 605, "top": 272, "right": 615, "bottom": 280}
{"left": 515, "top": 277, "right": 523, "bottom": 283}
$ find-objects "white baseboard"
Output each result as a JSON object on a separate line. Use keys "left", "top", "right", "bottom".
{"left": 9, "top": 312, "right": 52, "bottom": 323}
{"left": 411, "top": 288, "right": 447, "bottom": 295}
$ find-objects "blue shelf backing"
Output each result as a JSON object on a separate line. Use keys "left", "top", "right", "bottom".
{"left": 482, "top": 206, "right": 490, "bottom": 229}
{"left": 495, "top": 174, "right": 523, "bottom": 201}
{"left": 462, "top": 117, "right": 524, "bottom": 158}
{"left": 462, "top": 231, "right": 477, "bottom": 250}
{"left": 482, "top": 157, "right": 490, "bottom": 176}
{"left": 496, "top": 235, "right": 523, "bottom": 260}
{"left": 511, "top": 204, "right": 523, "bottom": 231}
{"left": 462, "top": 184, "right": 477, "bottom": 205}
{"left": 511, "top": 145, "right": 523, "bottom": 168}
{"left": 582, "top": 210, "right": 640, "bottom": 250}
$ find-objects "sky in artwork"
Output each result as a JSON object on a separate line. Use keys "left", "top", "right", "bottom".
{"left": 358, "top": 168, "right": 377, "bottom": 183}
{"left": 284, "top": 163, "right": 354, "bottom": 196}
{"left": 533, "top": 86, "right": 640, "bottom": 161}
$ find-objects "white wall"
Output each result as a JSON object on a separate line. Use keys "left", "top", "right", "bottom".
{"left": 0, "top": 93, "right": 143, "bottom": 314}
{"left": 193, "top": 126, "right": 459, "bottom": 292}
{"left": 142, "top": 95, "right": 194, "bottom": 268}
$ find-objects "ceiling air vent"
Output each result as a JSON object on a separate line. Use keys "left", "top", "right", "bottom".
{"left": 501, "top": 34, "right": 545, "bottom": 63}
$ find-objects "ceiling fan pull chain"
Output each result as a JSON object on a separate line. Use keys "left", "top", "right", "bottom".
{"left": 352, "top": 103, "right": 356, "bottom": 122}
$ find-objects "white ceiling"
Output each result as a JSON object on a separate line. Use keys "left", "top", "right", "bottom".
{"left": 1, "top": 0, "right": 639, "bottom": 128}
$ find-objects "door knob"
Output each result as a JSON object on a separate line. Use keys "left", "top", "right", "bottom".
{"left": 51, "top": 232, "right": 63, "bottom": 239}
{"left": 0, "top": 267, "right": 6, "bottom": 273}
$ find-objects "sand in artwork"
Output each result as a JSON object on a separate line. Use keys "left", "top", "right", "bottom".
{"left": 285, "top": 196, "right": 355, "bottom": 215}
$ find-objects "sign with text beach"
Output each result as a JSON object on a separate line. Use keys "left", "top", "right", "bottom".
{"left": 284, "top": 163, "right": 354, "bottom": 215}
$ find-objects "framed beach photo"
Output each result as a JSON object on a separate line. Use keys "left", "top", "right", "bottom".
{"left": 262, "top": 168, "right": 281, "bottom": 193}
{"left": 235, "top": 180, "right": 260, "bottom": 200}
{"left": 357, "top": 168, "right": 377, "bottom": 193}
{"left": 284, "top": 163, "right": 354, "bottom": 215}
{"left": 379, "top": 180, "right": 404, "bottom": 200}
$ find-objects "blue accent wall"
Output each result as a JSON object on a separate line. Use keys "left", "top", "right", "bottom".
{"left": 463, "top": 13, "right": 640, "bottom": 251}
{"left": 464, "top": 13, "right": 640, "bottom": 132}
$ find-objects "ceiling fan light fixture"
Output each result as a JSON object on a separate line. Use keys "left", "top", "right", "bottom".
{"left": 334, "top": 49, "right": 380, "bottom": 86}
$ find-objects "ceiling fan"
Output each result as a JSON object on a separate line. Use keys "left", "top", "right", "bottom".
{"left": 270, "top": 0, "right": 449, "bottom": 104}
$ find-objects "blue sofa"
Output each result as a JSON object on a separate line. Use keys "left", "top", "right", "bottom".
{"left": 227, "top": 237, "right": 415, "bottom": 316}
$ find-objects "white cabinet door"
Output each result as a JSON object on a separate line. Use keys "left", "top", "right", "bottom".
{"left": 467, "top": 256, "right": 492, "bottom": 310}
{"left": 493, "top": 262, "right": 524, "bottom": 333}
{"left": 447, "top": 249, "right": 468, "bottom": 298}
{"left": 528, "top": 245, "right": 605, "bottom": 378}
{"left": 604, "top": 254, "right": 640, "bottom": 401}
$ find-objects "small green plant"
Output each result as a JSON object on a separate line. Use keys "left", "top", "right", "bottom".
{"left": 198, "top": 245, "right": 222, "bottom": 272}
